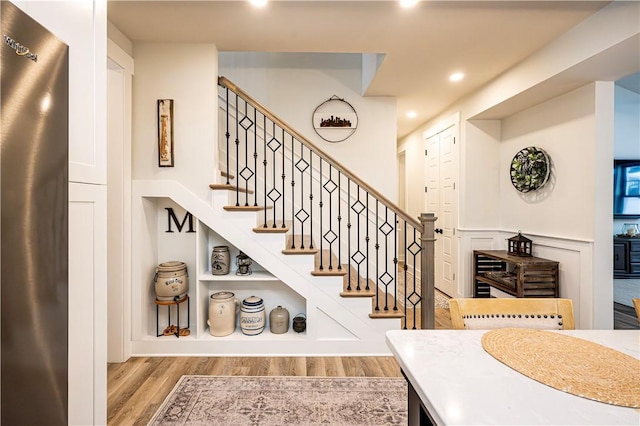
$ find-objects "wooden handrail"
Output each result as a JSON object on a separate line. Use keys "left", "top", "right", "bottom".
{"left": 218, "top": 76, "right": 421, "bottom": 230}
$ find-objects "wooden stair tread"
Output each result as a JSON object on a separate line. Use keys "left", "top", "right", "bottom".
{"left": 369, "top": 310, "right": 405, "bottom": 319}
{"left": 223, "top": 205, "right": 271, "bottom": 212}
{"left": 253, "top": 220, "right": 291, "bottom": 233}
{"left": 311, "top": 250, "right": 346, "bottom": 276}
{"left": 209, "top": 183, "right": 254, "bottom": 194}
{"left": 282, "top": 235, "right": 318, "bottom": 255}
{"left": 340, "top": 287, "right": 376, "bottom": 298}
{"left": 339, "top": 265, "right": 374, "bottom": 294}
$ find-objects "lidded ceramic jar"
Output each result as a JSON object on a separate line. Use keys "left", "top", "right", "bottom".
{"left": 269, "top": 305, "right": 290, "bottom": 334}
{"left": 154, "top": 261, "right": 188, "bottom": 301}
{"left": 207, "top": 291, "right": 239, "bottom": 336}
{"left": 211, "top": 246, "right": 230, "bottom": 275}
{"left": 240, "top": 296, "right": 266, "bottom": 336}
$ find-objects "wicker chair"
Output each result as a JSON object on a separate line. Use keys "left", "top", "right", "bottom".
{"left": 449, "top": 298, "right": 575, "bottom": 330}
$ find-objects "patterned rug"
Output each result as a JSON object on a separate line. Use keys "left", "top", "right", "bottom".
{"left": 148, "top": 375, "right": 408, "bottom": 425}
{"left": 435, "top": 289, "right": 450, "bottom": 309}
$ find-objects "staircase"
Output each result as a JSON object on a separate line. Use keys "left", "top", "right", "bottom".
{"left": 215, "top": 76, "right": 436, "bottom": 331}
{"left": 129, "top": 77, "right": 435, "bottom": 356}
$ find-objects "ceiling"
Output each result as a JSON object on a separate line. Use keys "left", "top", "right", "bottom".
{"left": 108, "top": 0, "right": 619, "bottom": 138}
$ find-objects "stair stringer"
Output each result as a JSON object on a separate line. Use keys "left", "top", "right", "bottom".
{"left": 132, "top": 180, "right": 400, "bottom": 356}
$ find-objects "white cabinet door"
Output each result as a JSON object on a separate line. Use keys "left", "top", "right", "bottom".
{"left": 69, "top": 183, "right": 107, "bottom": 426}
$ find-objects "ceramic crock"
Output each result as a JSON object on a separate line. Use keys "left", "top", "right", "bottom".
{"left": 240, "top": 296, "right": 266, "bottom": 336}
{"left": 207, "top": 291, "right": 240, "bottom": 336}
{"left": 154, "top": 261, "right": 188, "bottom": 301}
{"left": 269, "top": 305, "right": 290, "bottom": 334}
{"left": 210, "top": 246, "right": 230, "bottom": 275}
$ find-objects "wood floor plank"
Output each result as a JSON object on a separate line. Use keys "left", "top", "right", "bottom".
{"left": 108, "top": 307, "right": 454, "bottom": 425}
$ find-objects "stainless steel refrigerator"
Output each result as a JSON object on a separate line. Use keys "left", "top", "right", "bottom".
{"left": 1, "top": 2, "right": 69, "bottom": 424}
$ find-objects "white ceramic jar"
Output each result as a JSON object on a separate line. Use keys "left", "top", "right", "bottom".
{"left": 207, "top": 291, "right": 240, "bottom": 336}
{"left": 269, "top": 305, "right": 289, "bottom": 334}
{"left": 240, "top": 296, "right": 265, "bottom": 336}
{"left": 154, "top": 261, "right": 188, "bottom": 301}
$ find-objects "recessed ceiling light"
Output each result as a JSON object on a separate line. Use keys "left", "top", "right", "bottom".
{"left": 449, "top": 72, "right": 465, "bottom": 82}
{"left": 400, "top": 0, "right": 419, "bottom": 9}
{"left": 250, "top": 0, "right": 268, "bottom": 7}
{"left": 407, "top": 111, "right": 417, "bottom": 119}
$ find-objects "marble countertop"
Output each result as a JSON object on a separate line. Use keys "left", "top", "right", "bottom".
{"left": 386, "top": 329, "right": 640, "bottom": 425}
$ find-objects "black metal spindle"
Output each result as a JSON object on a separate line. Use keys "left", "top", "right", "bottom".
{"left": 337, "top": 171, "right": 342, "bottom": 271}
{"left": 374, "top": 199, "right": 379, "bottom": 311}
{"left": 297, "top": 141, "right": 309, "bottom": 246}
{"left": 393, "top": 212, "right": 398, "bottom": 311}
{"left": 262, "top": 115, "right": 268, "bottom": 226}
{"left": 281, "top": 128, "right": 286, "bottom": 229}
{"left": 318, "top": 159, "right": 323, "bottom": 269}
{"left": 234, "top": 93, "right": 240, "bottom": 206}
{"left": 291, "top": 135, "right": 296, "bottom": 245}
{"left": 225, "top": 87, "right": 230, "bottom": 185}
{"left": 268, "top": 123, "right": 279, "bottom": 227}
{"left": 309, "top": 151, "right": 314, "bottom": 249}
{"left": 253, "top": 108, "right": 258, "bottom": 206}
{"left": 346, "top": 179, "right": 352, "bottom": 290}
{"left": 365, "top": 193, "right": 370, "bottom": 292}
{"left": 325, "top": 165, "right": 335, "bottom": 270}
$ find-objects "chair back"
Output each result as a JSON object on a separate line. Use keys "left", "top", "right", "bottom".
{"left": 449, "top": 298, "right": 575, "bottom": 330}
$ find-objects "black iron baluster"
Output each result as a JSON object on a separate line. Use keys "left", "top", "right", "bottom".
{"left": 375, "top": 199, "right": 380, "bottom": 311}
{"left": 346, "top": 179, "right": 352, "bottom": 290}
{"left": 253, "top": 107, "right": 258, "bottom": 206}
{"left": 407, "top": 227, "right": 423, "bottom": 330}
{"left": 281, "top": 128, "right": 286, "bottom": 229}
{"left": 291, "top": 135, "right": 295, "bottom": 243}
{"left": 337, "top": 171, "right": 342, "bottom": 271}
{"left": 296, "top": 140, "right": 310, "bottom": 248}
{"left": 393, "top": 212, "right": 398, "bottom": 311}
{"left": 318, "top": 159, "right": 323, "bottom": 268}
{"left": 403, "top": 221, "right": 408, "bottom": 330}
{"left": 268, "top": 122, "right": 281, "bottom": 227}
{"left": 262, "top": 115, "right": 267, "bottom": 227}
{"left": 324, "top": 164, "right": 338, "bottom": 270}
{"left": 225, "top": 87, "right": 230, "bottom": 185}
{"left": 243, "top": 101, "right": 249, "bottom": 206}
{"left": 365, "top": 192, "right": 370, "bottom": 292}
{"left": 309, "top": 151, "right": 314, "bottom": 249}
{"left": 234, "top": 93, "right": 240, "bottom": 206}
{"left": 351, "top": 186, "right": 365, "bottom": 292}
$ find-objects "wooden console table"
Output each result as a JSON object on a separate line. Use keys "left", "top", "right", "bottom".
{"left": 473, "top": 250, "right": 559, "bottom": 298}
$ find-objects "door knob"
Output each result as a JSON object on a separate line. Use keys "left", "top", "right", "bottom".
{"left": 434, "top": 228, "right": 443, "bottom": 234}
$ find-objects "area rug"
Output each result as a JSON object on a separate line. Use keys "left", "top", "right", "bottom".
{"left": 148, "top": 375, "right": 408, "bottom": 425}
{"left": 435, "top": 289, "right": 450, "bottom": 309}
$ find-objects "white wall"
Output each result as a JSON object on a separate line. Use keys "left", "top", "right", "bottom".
{"left": 219, "top": 52, "right": 398, "bottom": 201}
{"left": 12, "top": 1, "right": 107, "bottom": 424}
{"left": 132, "top": 43, "right": 219, "bottom": 200}
{"left": 500, "top": 84, "right": 600, "bottom": 241}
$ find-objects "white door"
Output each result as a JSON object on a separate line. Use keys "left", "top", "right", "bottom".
{"left": 424, "top": 125, "right": 459, "bottom": 297}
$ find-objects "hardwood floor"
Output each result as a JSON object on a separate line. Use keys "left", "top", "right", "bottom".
{"left": 108, "top": 356, "right": 403, "bottom": 425}
{"left": 107, "top": 308, "right": 452, "bottom": 425}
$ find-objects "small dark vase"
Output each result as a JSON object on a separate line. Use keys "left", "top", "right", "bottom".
{"left": 292, "top": 313, "right": 306, "bottom": 333}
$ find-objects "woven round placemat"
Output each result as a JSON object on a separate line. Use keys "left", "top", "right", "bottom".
{"left": 481, "top": 328, "right": 640, "bottom": 408}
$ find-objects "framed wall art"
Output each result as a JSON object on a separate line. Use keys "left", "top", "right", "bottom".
{"left": 312, "top": 95, "right": 358, "bottom": 143}
{"left": 158, "top": 99, "right": 174, "bottom": 167}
